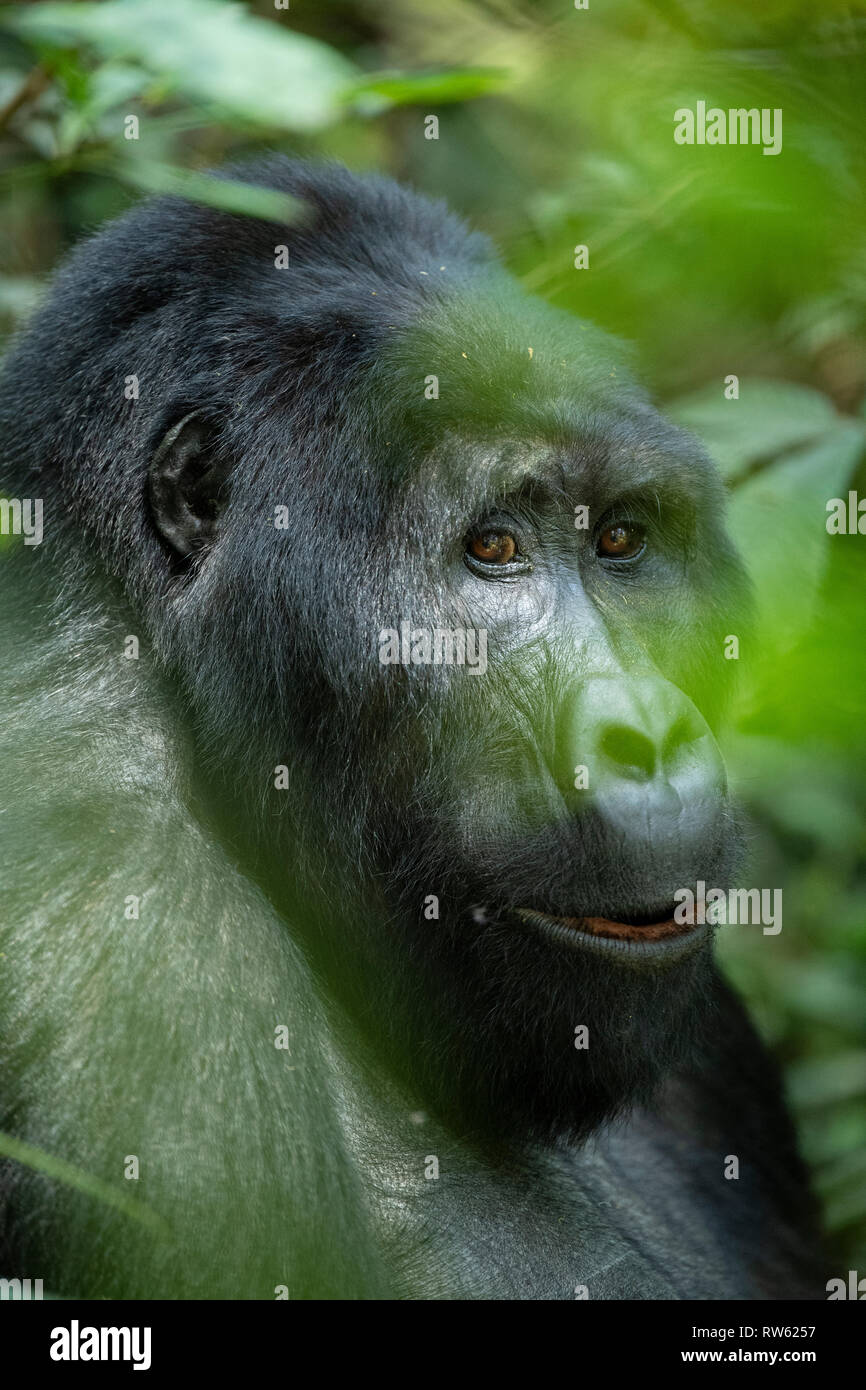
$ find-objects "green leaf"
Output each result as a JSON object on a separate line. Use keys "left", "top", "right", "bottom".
{"left": 105, "top": 157, "right": 305, "bottom": 223}
{"left": 729, "top": 424, "right": 865, "bottom": 657}
{"left": 4, "top": 0, "right": 357, "bottom": 131}
{"left": 0, "top": 1130, "right": 169, "bottom": 1236}
{"left": 670, "top": 381, "right": 866, "bottom": 667}
{"left": 348, "top": 66, "right": 509, "bottom": 110}
{"left": 57, "top": 62, "right": 151, "bottom": 152}
{"left": 669, "top": 381, "right": 848, "bottom": 483}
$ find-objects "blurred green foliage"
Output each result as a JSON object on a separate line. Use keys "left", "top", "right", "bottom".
{"left": 1, "top": 0, "right": 864, "bottom": 1272}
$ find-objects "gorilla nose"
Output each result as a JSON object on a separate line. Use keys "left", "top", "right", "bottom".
{"left": 558, "top": 674, "right": 726, "bottom": 841}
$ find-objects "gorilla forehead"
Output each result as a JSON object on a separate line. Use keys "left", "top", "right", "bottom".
{"left": 390, "top": 409, "right": 719, "bottom": 518}
{"left": 226, "top": 289, "right": 721, "bottom": 543}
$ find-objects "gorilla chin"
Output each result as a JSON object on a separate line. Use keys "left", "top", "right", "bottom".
{"left": 383, "top": 806, "right": 744, "bottom": 1146}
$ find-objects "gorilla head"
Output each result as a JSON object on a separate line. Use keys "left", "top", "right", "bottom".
{"left": 2, "top": 159, "right": 748, "bottom": 1143}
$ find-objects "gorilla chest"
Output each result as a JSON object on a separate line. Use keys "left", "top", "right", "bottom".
{"left": 346, "top": 1108, "right": 760, "bottom": 1300}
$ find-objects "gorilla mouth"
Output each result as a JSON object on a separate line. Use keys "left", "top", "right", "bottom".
{"left": 513, "top": 904, "right": 702, "bottom": 949}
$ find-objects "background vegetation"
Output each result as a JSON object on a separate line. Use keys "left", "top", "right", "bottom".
{"left": 1, "top": 0, "right": 864, "bottom": 1275}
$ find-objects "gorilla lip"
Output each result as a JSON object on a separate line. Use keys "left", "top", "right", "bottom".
{"left": 513, "top": 905, "right": 700, "bottom": 945}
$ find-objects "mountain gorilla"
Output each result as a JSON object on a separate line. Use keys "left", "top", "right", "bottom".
{"left": 0, "top": 159, "right": 823, "bottom": 1299}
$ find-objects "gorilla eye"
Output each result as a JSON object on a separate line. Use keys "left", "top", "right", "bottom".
{"left": 596, "top": 522, "right": 646, "bottom": 560}
{"left": 467, "top": 529, "right": 518, "bottom": 565}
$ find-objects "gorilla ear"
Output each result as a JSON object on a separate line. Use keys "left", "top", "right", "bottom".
{"left": 148, "top": 412, "right": 231, "bottom": 559}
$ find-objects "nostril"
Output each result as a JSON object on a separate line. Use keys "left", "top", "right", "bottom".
{"left": 600, "top": 724, "right": 656, "bottom": 780}
{"left": 662, "top": 713, "right": 704, "bottom": 770}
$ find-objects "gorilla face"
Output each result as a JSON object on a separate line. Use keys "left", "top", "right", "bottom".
{"left": 387, "top": 421, "right": 737, "bottom": 941}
